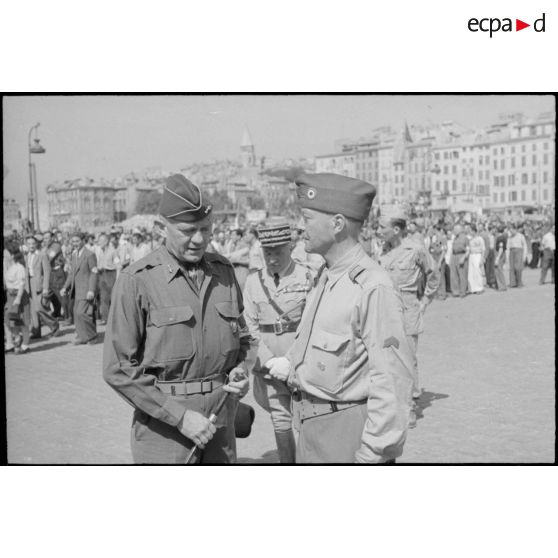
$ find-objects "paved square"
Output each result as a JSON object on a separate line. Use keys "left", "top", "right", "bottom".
{"left": 5, "top": 268, "right": 554, "bottom": 463}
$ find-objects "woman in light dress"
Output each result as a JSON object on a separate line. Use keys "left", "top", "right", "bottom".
{"left": 468, "top": 224, "right": 486, "bottom": 294}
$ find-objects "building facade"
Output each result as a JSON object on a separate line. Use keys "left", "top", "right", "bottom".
{"left": 3, "top": 198, "right": 21, "bottom": 233}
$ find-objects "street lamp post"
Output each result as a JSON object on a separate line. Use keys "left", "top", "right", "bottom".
{"left": 28, "top": 122, "right": 46, "bottom": 231}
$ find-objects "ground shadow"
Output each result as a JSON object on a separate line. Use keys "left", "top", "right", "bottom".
{"left": 415, "top": 390, "right": 449, "bottom": 422}
{"left": 28, "top": 341, "right": 70, "bottom": 353}
{"left": 237, "top": 450, "right": 279, "bottom": 464}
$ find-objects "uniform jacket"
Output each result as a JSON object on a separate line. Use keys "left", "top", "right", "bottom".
{"left": 243, "top": 260, "right": 315, "bottom": 371}
{"left": 63, "top": 247, "right": 98, "bottom": 300}
{"left": 102, "top": 245, "right": 253, "bottom": 429}
{"left": 287, "top": 243, "right": 414, "bottom": 463}
{"left": 27, "top": 250, "right": 51, "bottom": 295}
{"left": 379, "top": 237, "right": 440, "bottom": 335}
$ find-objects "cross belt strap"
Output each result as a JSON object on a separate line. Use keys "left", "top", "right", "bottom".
{"left": 155, "top": 372, "right": 226, "bottom": 396}
{"left": 292, "top": 390, "right": 367, "bottom": 423}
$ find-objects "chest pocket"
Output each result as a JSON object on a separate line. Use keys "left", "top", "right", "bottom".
{"left": 149, "top": 305, "right": 195, "bottom": 363}
{"left": 307, "top": 329, "right": 351, "bottom": 395}
{"left": 215, "top": 301, "right": 241, "bottom": 357}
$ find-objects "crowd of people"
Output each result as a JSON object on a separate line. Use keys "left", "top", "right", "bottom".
{"left": 3, "top": 210, "right": 555, "bottom": 357}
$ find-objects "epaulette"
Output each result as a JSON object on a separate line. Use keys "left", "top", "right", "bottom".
{"left": 126, "top": 250, "right": 162, "bottom": 274}
{"left": 348, "top": 264, "right": 366, "bottom": 284}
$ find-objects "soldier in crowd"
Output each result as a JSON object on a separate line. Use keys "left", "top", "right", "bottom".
{"left": 60, "top": 232, "right": 98, "bottom": 345}
{"left": 266, "top": 173, "right": 414, "bottom": 463}
{"left": 449, "top": 224, "right": 470, "bottom": 297}
{"left": 377, "top": 209, "right": 440, "bottom": 427}
{"left": 243, "top": 220, "right": 315, "bottom": 463}
{"left": 103, "top": 174, "right": 251, "bottom": 464}
{"left": 25, "top": 235, "right": 59, "bottom": 339}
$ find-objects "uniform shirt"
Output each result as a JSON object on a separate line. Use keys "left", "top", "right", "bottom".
{"left": 287, "top": 243, "right": 414, "bottom": 463}
{"left": 541, "top": 231, "right": 555, "bottom": 251}
{"left": 103, "top": 245, "right": 253, "bottom": 428}
{"left": 379, "top": 237, "right": 440, "bottom": 336}
{"left": 243, "top": 260, "right": 314, "bottom": 371}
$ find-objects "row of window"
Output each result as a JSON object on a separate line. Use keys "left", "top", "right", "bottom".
{"left": 493, "top": 171, "right": 550, "bottom": 187}
{"left": 493, "top": 189, "right": 550, "bottom": 204}
{"left": 433, "top": 141, "right": 552, "bottom": 162}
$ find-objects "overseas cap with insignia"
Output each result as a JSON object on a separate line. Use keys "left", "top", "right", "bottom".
{"left": 158, "top": 174, "right": 212, "bottom": 223}
{"left": 295, "top": 173, "right": 376, "bottom": 222}
{"left": 258, "top": 220, "right": 292, "bottom": 247}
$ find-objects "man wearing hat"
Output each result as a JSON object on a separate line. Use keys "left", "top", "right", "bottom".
{"left": 377, "top": 209, "right": 439, "bottom": 427}
{"left": 103, "top": 174, "right": 251, "bottom": 464}
{"left": 243, "top": 220, "right": 316, "bottom": 463}
{"left": 266, "top": 173, "right": 414, "bottom": 463}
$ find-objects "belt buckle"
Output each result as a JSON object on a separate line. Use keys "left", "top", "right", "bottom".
{"left": 200, "top": 380, "right": 212, "bottom": 394}
{"left": 273, "top": 320, "right": 284, "bottom": 335}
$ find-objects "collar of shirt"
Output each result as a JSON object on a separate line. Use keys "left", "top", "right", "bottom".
{"left": 159, "top": 245, "right": 214, "bottom": 283}
{"left": 326, "top": 243, "right": 366, "bottom": 288}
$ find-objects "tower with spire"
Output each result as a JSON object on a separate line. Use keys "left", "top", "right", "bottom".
{"left": 240, "top": 127, "right": 256, "bottom": 169}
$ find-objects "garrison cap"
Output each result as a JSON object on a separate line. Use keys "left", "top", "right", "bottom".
{"left": 295, "top": 173, "right": 376, "bottom": 222}
{"left": 258, "top": 220, "right": 292, "bottom": 247}
{"left": 158, "top": 174, "right": 212, "bottom": 223}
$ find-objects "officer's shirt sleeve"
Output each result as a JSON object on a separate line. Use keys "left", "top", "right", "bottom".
{"left": 102, "top": 271, "right": 187, "bottom": 427}
{"left": 417, "top": 247, "right": 440, "bottom": 301}
{"left": 354, "top": 283, "right": 414, "bottom": 463}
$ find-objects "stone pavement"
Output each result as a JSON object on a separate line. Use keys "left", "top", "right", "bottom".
{"left": 5, "top": 268, "right": 555, "bottom": 464}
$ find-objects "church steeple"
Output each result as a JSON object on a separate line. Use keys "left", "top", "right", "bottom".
{"left": 240, "top": 126, "right": 256, "bottom": 168}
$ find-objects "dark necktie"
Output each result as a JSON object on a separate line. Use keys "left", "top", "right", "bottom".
{"left": 273, "top": 273, "right": 280, "bottom": 287}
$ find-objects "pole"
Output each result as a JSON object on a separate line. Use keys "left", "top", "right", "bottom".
{"left": 32, "top": 162, "right": 40, "bottom": 230}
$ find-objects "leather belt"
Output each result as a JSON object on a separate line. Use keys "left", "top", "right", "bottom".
{"left": 292, "top": 390, "right": 367, "bottom": 423}
{"left": 155, "top": 372, "right": 226, "bottom": 396}
{"left": 259, "top": 321, "right": 300, "bottom": 335}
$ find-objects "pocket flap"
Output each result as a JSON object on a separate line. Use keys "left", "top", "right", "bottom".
{"left": 311, "top": 329, "right": 350, "bottom": 352}
{"left": 150, "top": 306, "right": 194, "bottom": 327}
{"left": 215, "top": 301, "right": 240, "bottom": 319}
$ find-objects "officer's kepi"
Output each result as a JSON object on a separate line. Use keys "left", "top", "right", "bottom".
{"left": 158, "top": 174, "right": 212, "bottom": 223}
{"left": 295, "top": 173, "right": 376, "bottom": 221}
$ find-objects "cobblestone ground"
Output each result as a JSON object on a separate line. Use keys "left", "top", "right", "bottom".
{"left": 5, "top": 268, "right": 554, "bottom": 464}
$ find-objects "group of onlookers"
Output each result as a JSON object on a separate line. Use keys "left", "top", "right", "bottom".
{"left": 358, "top": 218, "right": 555, "bottom": 298}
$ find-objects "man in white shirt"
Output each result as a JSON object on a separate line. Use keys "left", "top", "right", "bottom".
{"left": 540, "top": 224, "right": 555, "bottom": 285}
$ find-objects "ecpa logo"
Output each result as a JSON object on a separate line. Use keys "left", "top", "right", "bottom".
{"left": 468, "top": 13, "right": 546, "bottom": 37}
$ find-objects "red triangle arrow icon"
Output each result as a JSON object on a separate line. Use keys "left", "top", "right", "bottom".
{"left": 516, "top": 19, "right": 530, "bottom": 31}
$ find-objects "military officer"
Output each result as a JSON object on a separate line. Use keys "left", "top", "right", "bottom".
{"left": 267, "top": 173, "right": 414, "bottom": 464}
{"left": 377, "top": 209, "right": 440, "bottom": 427}
{"left": 243, "top": 220, "right": 315, "bottom": 463}
{"left": 103, "top": 174, "right": 251, "bottom": 464}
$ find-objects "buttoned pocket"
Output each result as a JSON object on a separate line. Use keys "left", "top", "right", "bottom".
{"left": 148, "top": 305, "right": 195, "bottom": 363}
{"left": 307, "top": 329, "right": 351, "bottom": 394}
{"left": 215, "top": 301, "right": 241, "bottom": 357}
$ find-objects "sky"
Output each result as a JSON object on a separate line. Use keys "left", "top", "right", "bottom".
{"left": 3, "top": 94, "right": 555, "bottom": 212}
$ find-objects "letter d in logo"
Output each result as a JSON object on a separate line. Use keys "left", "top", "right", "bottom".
{"left": 534, "top": 13, "right": 546, "bottom": 32}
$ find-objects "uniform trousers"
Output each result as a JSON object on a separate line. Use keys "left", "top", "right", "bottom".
{"left": 449, "top": 254, "right": 468, "bottom": 296}
{"left": 30, "top": 290, "right": 58, "bottom": 334}
{"left": 296, "top": 402, "right": 367, "bottom": 463}
{"left": 253, "top": 373, "right": 295, "bottom": 463}
{"left": 98, "top": 269, "right": 117, "bottom": 321}
{"left": 508, "top": 248, "right": 524, "bottom": 287}
{"left": 540, "top": 249, "right": 555, "bottom": 284}
{"left": 130, "top": 401, "right": 237, "bottom": 464}
{"left": 73, "top": 298, "right": 97, "bottom": 342}
{"left": 406, "top": 334, "right": 420, "bottom": 400}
